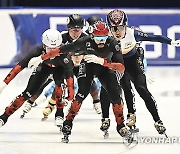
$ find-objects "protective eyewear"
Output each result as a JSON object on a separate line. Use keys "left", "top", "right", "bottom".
{"left": 110, "top": 26, "right": 125, "bottom": 32}
{"left": 93, "top": 36, "right": 108, "bottom": 41}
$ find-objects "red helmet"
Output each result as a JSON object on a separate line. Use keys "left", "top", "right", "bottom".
{"left": 106, "top": 9, "right": 128, "bottom": 27}
{"left": 89, "top": 21, "right": 109, "bottom": 36}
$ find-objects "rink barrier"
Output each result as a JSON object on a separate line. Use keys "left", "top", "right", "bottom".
{"left": 0, "top": 8, "right": 180, "bottom": 66}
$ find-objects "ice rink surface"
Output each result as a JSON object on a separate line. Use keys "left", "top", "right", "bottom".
{"left": 0, "top": 66, "right": 180, "bottom": 154}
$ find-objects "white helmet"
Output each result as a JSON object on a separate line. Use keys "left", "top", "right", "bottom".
{"left": 42, "top": 29, "right": 62, "bottom": 48}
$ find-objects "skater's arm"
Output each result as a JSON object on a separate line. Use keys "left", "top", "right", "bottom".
{"left": 41, "top": 37, "right": 87, "bottom": 60}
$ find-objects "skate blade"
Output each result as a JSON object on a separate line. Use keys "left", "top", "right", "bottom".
{"left": 59, "top": 126, "right": 63, "bottom": 133}
{"left": 123, "top": 131, "right": 138, "bottom": 148}
{"left": 61, "top": 135, "right": 69, "bottom": 143}
{"left": 0, "top": 120, "right": 4, "bottom": 128}
{"left": 103, "top": 130, "right": 109, "bottom": 139}
{"left": 130, "top": 128, "right": 139, "bottom": 133}
{"left": 20, "top": 113, "right": 25, "bottom": 119}
{"left": 124, "top": 136, "right": 138, "bottom": 148}
{"left": 164, "top": 132, "right": 168, "bottom": 138}
{"left": 41, "top": 117, "right": 48, "bottom": 121}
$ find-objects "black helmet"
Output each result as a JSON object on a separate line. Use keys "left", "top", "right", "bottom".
{"left": 87, "top": 16, "right": 103, "bottom": 26}
{"left": 71, "top": 51, "right": 85, "bottom": 56}
{"left": 67, "top": 14, "right": 84, "bottom": 28}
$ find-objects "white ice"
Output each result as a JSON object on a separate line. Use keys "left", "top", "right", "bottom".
{"left": 0, "top": 67, "right": 180, "bottom": 154}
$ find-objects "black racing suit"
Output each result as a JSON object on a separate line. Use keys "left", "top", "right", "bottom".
{"left": 44, "top": 35, "right": 126, "bottom": 133}
{"left": 100, "top": 27, "right": 172, "bottom": 123}
{"left": 2, "top": 45, "right": 74, "bottom": 119}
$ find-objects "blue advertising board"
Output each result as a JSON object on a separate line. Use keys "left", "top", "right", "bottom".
{"left": 0, "top": 8, "right": 180, "bottom": 66}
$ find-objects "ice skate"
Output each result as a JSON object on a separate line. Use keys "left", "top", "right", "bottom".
{"left": 55, "top": 116, "right": 64, "bottom": 132}
{"left": 41, "top": 115, "right": 48, "bottom": 121}
{"left": 154, "top": 120, "right": 167, "bottom": 137}
{"left": 0, "top": 113, "right": 8, "bottom": 128}
{"left": 0, "top": 119, "right": 4, "bottom": 128}
{"left": 117, "top": 124, "right": 137, "bottom": 146}
{"left": 20, "top": 101, "right": 32, "bottom": 118}
{"left": 61, "top": 120, "right": 73, "bottom": 143}
{"left": 126, "top": 113, "right": 139, "bottom": 133}
{"left": 100, "top": 118, "right": 110, "bottom": 139}
{"left": 93, "top": 101, "right": 102, "bottom": 114}
{"left": 41, "top": 104, "right": 55, "bottom": 121}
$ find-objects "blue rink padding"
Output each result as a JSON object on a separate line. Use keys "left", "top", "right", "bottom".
{"left": 0, "top": 8, "right": 180, "bottom": 66}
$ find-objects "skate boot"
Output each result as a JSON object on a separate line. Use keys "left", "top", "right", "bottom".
{"left": 55, "top": 116, "right": 64, "bottom": 132}
{"left": 20, "top": 101, "right": 32, "bottom": 118}
{"left": 0, "top": 113, "right": 9, "bottom": 128}
{"left": 100, "top": 118, "right": 110, "bottom": 139}
{"left": 41, "top": 104, "right": 55, "bottom": 121}
{"left": 117, "top": 124, "right": 135, "bottom": 145}
{"left": 126, "top": 113, "right": 139, "bottom": 133}
{"left": 61, "top": 120, "right": 73, "bottom": 143}
{"left": 93, "top": 101, "right": 102, "bottom": 114}
{"left": 154, "top": 120, "right": 167, "bottom": 136}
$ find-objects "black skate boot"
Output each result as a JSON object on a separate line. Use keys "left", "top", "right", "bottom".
{"left": 0, "top": 113, "right": 9, "bottom": 127}
{"left": 61, "top": 120, "right": 73, "bottom": 143}
{"left": 100, "top": 118, "right": 110, "bottom": 139}
{"left": 154, "top": 120, "right": 167, "bottom": 137}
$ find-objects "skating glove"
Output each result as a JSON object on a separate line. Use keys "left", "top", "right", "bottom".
{"left": 171, "top": 40, "right": 180, "bottom": 47}
{"left": 0, "top": 81, "right": 7, "bottom": 94}
{"left": 84, "top": 54, "right": 104, "bottom": 65}
{"left": 28, "top": 56, "right": 43, "bottom": 69}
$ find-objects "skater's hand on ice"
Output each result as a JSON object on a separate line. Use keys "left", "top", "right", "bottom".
{"left": 0, "top": 81, "right": 7, "bottom": 94}
{"left": 84, "top": 54, "right": 104, "bottom": 65}
{"left": 28, "top": 56, "right": 43, "bottom": 69}
{"left": 171, "top": 40, "right": 180, "bottom": 47}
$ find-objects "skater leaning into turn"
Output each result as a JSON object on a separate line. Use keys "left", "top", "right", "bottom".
{"left": 29, "top": 21, "right": 133, "bottom": 143}
{"left": 42, "top": 14, "right": 102, "bottom": 125}
{"left": 0, "top": 28, "right": 74, "bottom": 128}
{"left": 99, "top": 26, "right": 147, "bottom": 137}
{"left": 103, "top": 9, "right": 180, "bottom": 136}
{"left": 21, "top": 14, "right": 102, "bottom": 121}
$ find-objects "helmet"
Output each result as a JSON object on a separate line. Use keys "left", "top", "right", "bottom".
{"left": 87, "top": 16, "right": 103, "bottom": 26}
{"left": 71, "top": 51, "right": 85, "bottom": 56}
{"left": 42, "top": 29, "right": 62, "bottom": 48}
{"left": 106, "top": 9, "right": 128, "bottom": 27}
{"left": 89, "top": 21, "right": 109, "bottom": 36}
{"left": 67, "top": 14, "right": 84, "bottom": 28}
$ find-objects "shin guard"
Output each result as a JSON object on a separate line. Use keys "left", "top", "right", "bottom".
{"left": 66, "top": 99, "right": 82, "bottom": 121}
{"left": 5, "top": 95, "right": 26, "bottom": 116}
{"left": 112, "top": 103, "right": 124, "bottom": 125}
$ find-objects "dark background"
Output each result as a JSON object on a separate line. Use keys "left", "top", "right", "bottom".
{"left": 0, "top": 0, "right": 180, "bottom": 8}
